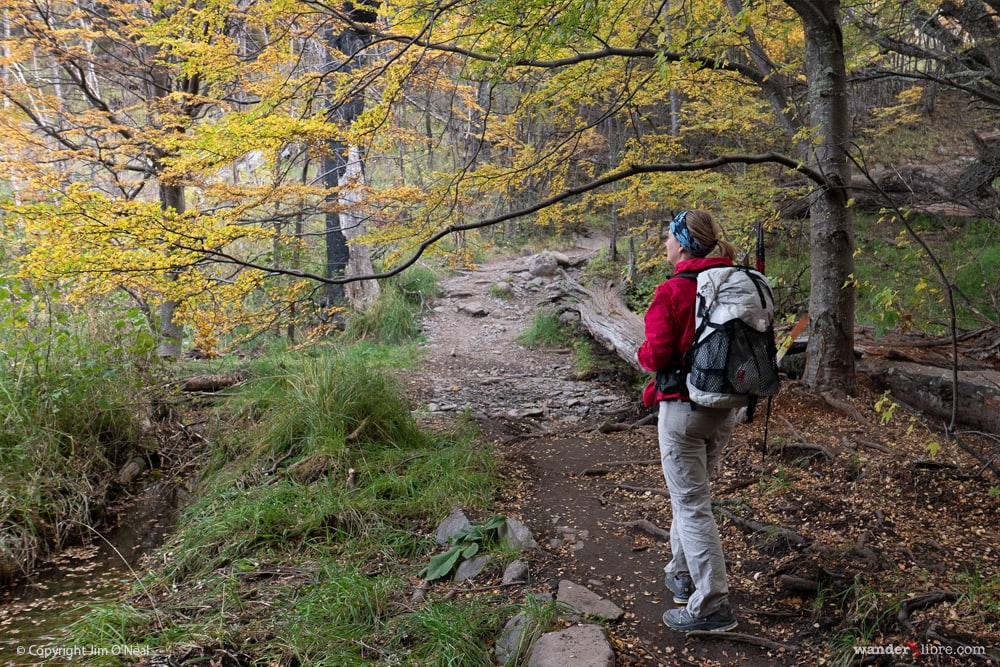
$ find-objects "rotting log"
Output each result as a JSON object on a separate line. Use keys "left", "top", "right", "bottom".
{"left": 178, "top": 370, "right": 249, "bottom": 392}
{"left": 556, "top": 271, "right": 645, "bottom": 371}
{"left": 863, "top": 359, "right": 1000, "bottom": 434}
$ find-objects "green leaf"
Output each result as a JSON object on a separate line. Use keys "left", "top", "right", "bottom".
{"left": 462, "top": 542, "right": 480, "bottom": 559}
{"left": 484, "top": 515, "right": 507, "bottom": 531}
{"left": 424, "top": 546, "right": 463, "bottom": 581}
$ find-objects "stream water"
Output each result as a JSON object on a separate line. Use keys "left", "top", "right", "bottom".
{"left": 0, "top": 481, "right": 184, "bottom": 666}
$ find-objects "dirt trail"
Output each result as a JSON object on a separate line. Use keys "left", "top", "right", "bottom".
{"left": 406, "top": 240, "right": 787, "bottom": 665}
{"left": 406, "top": 240, "right": 1000, "bottom": 667}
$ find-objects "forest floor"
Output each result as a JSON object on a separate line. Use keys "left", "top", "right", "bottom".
{"left": 405, "top": 236, "right": 1000, "bottom": 667}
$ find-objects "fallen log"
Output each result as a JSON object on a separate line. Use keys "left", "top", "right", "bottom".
{"left": 556, "top": 271, "right": 645, "bottom": 371}
{"left": 178, "top": 370, "right": 249, "bottom": 392}
{"left": 863, "top": 359, "right": 1000, "bottom": 434}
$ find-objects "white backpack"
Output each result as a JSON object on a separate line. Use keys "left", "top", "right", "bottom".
{"left": 683, "top": 266, "right": 780, "bottom": 419}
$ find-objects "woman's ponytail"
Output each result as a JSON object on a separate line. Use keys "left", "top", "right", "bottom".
{"left": 685, "top": 209, "right": 742, "bottom": 261}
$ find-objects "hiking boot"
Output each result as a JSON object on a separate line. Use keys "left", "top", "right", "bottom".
{"left": 664, "top": 574, "right": 694, "bottom": 605}
{"left": 662, "top": 606, "right": 738, "bottom": 632}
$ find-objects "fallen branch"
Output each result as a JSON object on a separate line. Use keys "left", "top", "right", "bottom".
{"left": 686, "top": 630, "right": 799, "bottom": 652}
{"left": 715, "top": 506, "right": 809, "bottom": 546}
{"left": 612, "top": 519, "right": 670, "bottom": 541}
{"left": 776, "top": 415, "right": 806, "bottom": 442}
{"left": 716, "top": 477, "right": 758, "bottom": 495}
{"left": 853, "top": 530, "right": 878, "bottom": 567}
{"left": 178, "top": 370, "right": 249, "bottom": 392}
{"left": 581, "top": 460, "right": 659, "bottom": 476}
{"left": 769, "top": 441, "right": 834, "bottom": 462}
{"left": 778, "top": 575, "right": 820, "bottom": 593}
{"left": 844, "top": 436, "right": 893, "bottom": 454}
{"left": 346, "top": 416, "right": 370, "bottom": 443}
{"left": 821, "top": 391, "right": 877, "bottom": 430}
{"left": 613, "top": 483, "right": 670, "bottom": 499}
{"left": 925, "top": 623, "right": 996, "bottom": 663}
{"left": 596, "top": 420, "right": 632, "bottom": 433}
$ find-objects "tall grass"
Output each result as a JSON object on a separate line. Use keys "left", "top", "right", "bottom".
{"left": 343, "top": 266, "right": 439, "bottom": 344}
{"left": 517, "top": 310, "right": 568, "bottom": 348}
{"left": 161, "top": 349, "right": 497, "bottom": 581}
{"left": 69, "top": 270, "right": 510, "bottom": 664}
{"left": 0, "top": 290, "right": 153, "bottom": 580}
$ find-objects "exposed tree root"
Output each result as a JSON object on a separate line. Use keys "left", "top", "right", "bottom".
{"left": 897, "top": 591, "right": 960, "bottom": 630}
{"left": 686, "top": 630, "right": 799, "bottom": 652}
{"left": 778, "top": 574, "right": 820, "bottom": 593}
{"left": 612, "top": 519, "right": 670, "bottom": 541}
{"left": 821, "top": 391, "right": 877, "bottom": 430}
{"left": 581, "top": 460, "right": 659, "bottom": 476}
{"left": 612, "top": 483, "right": 670, "bottom": 499}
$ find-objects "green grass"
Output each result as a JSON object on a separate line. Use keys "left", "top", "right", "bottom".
{"left": 343, "top": 266, "right": 439, "bottom": 344}
{"left": 67, "top": 342, "right": 506, "bottom": 664}
{"left": 0, "top": 292, "right": 154, "bottom": 579}
{"left": 517, "top": 310, "right": 568, "bottom": 348}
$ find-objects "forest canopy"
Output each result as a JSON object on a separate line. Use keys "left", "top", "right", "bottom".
{"left": 0, "top": 0, "right": 997, "bottom": 388}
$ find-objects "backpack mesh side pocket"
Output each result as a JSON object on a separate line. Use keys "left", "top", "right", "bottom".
{"left": 687, "top": 327, "right": 730, "bottom": 394}
{"left": 725, "top": 320, "right": 780, "bottom": 396}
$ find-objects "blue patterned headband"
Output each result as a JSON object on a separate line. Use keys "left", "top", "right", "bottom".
{"left": 669, "top": 210, "right": 714, "bottom": 258}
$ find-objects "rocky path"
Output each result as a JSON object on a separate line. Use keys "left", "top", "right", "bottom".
{"left": 405, "top": 239, "right": 634, "bottom": 425}
{"left": 403, "top": 240, "right": 787, "bottom": 667}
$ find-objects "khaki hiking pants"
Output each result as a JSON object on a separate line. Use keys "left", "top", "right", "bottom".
{"left": 658, "top": 399, "right": 737, "bottom": 618}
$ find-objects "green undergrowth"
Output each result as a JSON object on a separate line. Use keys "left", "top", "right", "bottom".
{"left": 0, "top": 290, "right": 155, "bottom": 581}
{"left": 69, "top": 341, "right": 513, "bottom": 665}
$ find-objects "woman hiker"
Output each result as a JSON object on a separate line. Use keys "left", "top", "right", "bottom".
{"left": 636, "top": 208, "right": 741, "bottom": 633}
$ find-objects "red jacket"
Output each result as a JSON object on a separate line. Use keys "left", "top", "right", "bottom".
{"left": 637, "top": 256, "right": 734, "bottom": 406}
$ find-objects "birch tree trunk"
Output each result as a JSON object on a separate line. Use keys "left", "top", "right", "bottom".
{"left": 157, "top": 181, "right": 186, "bottom": 360}
{"left": 341, "top": 146, "right": 380, "bottom": 306}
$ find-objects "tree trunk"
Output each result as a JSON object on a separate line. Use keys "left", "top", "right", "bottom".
{"left": 322, "top": 9, "right": 378, "bottom": 309}
{"left": 866, "top": 360, "right": 1000, "bottom": 435}
{"left": 341, "top": 146, "right": 380, "bottom": 306}
{"left": 556, "top": 273, "right": 645, "bottom": 371}
{"left": 157, "top": 182, "right": 186, "bottom": 360}
{"left": 786, "top": 0, "right": 857, "bottom": 395}
{"left": 157, "top": 299, "right": 183, "bottom": 360}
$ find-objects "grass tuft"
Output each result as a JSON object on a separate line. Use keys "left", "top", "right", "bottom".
{"left": 517, "top": 310, "right": 568, "bottom": 349}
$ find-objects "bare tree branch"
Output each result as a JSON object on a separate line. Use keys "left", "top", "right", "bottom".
{"left": 198, "top": 152, "right": 825, "bottom": 285}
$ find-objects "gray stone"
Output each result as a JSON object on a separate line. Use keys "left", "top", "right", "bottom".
{"left": 500, "top": 516, "right": 540, "bottom": 551}
{"left": 501, "top": 558, "right": 530, "bottom": 585}
{"left": 492, "top": 281, "right": 513, "bottom": 297}
{"left": 457, "top": 301, "right": 490, "bottom": 317}
{"left": 434, "top": 508, "right": 471, "bottom": 545}
{"left": 526, "top": 624, "right": 615, "bottom": 667}
{"left": 549, "top": 250, "right": 572, "bottom": 267}
{"left": 556, "top": 580, "right": 624, "bottom": 621}
{"left": 494, "top": 611, "right": 528, "bottom": 665}
{"left": 528, "top": 251, "right": 560, "bottom": 277}
{"left": 453, "top": 554, "right": 492, "bottom": 582}
{"left": 558, "top": 310, "right": 580, "bottom": 326}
